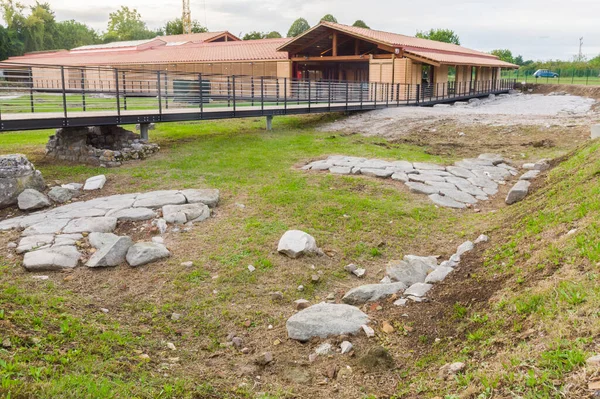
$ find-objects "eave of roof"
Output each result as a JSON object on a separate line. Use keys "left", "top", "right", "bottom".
{"left": 278, "top": 21, "right": 518, "bottom": 68}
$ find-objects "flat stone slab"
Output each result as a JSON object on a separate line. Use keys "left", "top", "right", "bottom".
{"left": 330, "top": 166, "right": 352, "bottom": 175}
{"left": 425, "top": 266, "right": 454, "bottom": 283}
{"left": 17, "top": 234, "right": 54, "bottom": 254}
{"left": 406, "top": 182, "right": 439, "bottom": 195}
{"left": 63, "top": 217, "right": 117, "bottom": 234}
{"left": 83, "top": 175, "right": 106, "bottom": 191}
{"left": 342, "top": 282, "right": 407, "bottom": 305}
{"left": 286, "top": 302, "right": 369, "bottom": 342}
{"left": 386, "top": 258, "right": 434, "bottom": 286}
{"left": 22, "top": 219, "right": 70, "bottom": 236}
{"left": 181, "top": 189, "right": 220, "bottom": 208}
{"left": 126, "top": 242, "right": 171, "bottom": 267}
{"left": 360, "top": 168, "right": 394, "bottom": 178}
{"left": 106, "top": 207, "right": 156, "bottom": 221}
{"left": 23, "top": 246, "right": 81, "bottom": 271}
{"left": 429, "top": 194, "right": 467, "bottom": 209}
{"left": 404, "top": 282, "right": 433, "bottom": 297}
{"left": 133, "top": 190, "right": 187, "bottom": 208}
{"left": 162, "top": 203, "right": 210, "bottom": 224}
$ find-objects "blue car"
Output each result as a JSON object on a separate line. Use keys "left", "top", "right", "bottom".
{"left": 534, "top": 69, "right": 559, "bottom": 78}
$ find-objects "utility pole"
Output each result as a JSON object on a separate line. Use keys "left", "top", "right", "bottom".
{"left": 182, "top": 0, "right": 192, "bottom": 34}
{"left": 578, "top": 37, "right": 584, "bottom": 61}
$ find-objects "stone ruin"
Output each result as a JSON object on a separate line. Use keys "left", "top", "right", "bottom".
{"left": 0, "top": 154, "right": 45, "bottom": 209}
{"left": 45, "top": 125, "right": 160, "bottom": 167}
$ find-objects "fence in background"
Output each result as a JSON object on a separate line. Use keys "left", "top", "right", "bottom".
{"left": 0, "top": 62, "right": 516, "bottom": 132}
{"left": 501, "top": 68, "right": 600, "bottom": 85}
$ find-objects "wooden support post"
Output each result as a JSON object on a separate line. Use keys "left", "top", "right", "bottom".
{"left": 332, "top": 32, "right": 338, "bottom": 57}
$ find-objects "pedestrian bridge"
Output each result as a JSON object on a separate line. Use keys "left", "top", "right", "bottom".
{"left": 0, "top": 62, "right": 516, "bottom": 132}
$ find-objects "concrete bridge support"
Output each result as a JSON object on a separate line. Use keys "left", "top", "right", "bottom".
{"left": 266, "top": 115, "right": 273, "bottom": 131}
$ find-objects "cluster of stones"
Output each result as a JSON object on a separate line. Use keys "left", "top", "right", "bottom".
{"left": 0, "top": 154, "right": 45, "bottom": 209}
{"left": 46, "top": 126, "right": 159, "bottom": 167}
{"left": 505, "top": 158, "right": 548, "bottom": 205}
{"left": 342, "top": 235, "right": 488, "bottom": 307}
{"left": 2, "top": 186, "right": 219, "bottom": 271}
{"left": 277, "top": 229, "right": 489, "bottom": 346}
{"left": 303, "top": 153, "right": 519, "bottom": 209}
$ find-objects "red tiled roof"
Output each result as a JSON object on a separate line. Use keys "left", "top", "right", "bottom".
{"left": 405, "top": 49, "right": 518, "bottom": 68}
{"left": 279, "top": 22, "right": 518, "bottom": 68}
{"left": 5, "top": 38, "right": 291, "bottom": 66}
{"left": 159, "top": 31, "right": 237, "bottom": 43}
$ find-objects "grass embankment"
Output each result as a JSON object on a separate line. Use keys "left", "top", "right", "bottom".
{"left": 399, "top": 140, "right": 600, "bottom": 398}
{"left": 0, "top": 114, "right": 599, "bottom": 398}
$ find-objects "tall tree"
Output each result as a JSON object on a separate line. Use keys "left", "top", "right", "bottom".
{"left": 514, "top": 55, "right": 524, "bottom": 66}
{"left": 320, "top": 14, "right": 337, "bottom": 23}
{"left": 415, "top": 29, "right": 460, "bottom": 45}
{"left": 163, "top": 18, "right": 207, "bottom": 35}
{"left": 104, "top": 6, "right": 156, "bottom": 42}
{"left": 243, "top": 31, "right": 283, "bottom": 40}
{"left": 56, "top": 20, "right": 99, "bottom": 49}
{"left": 243, "top": 31, "right": 264, "bottom": 40}
{"left": 490, "top": 49, "right": 514, "bottom": 63}
{"left": 352, "top": 20, "right": 369, "bottom": 29}
{"left": 287, "top": 18, "right": 310, "bottom": 38}
{"left": 265, "top": 31, "right": 281, "bottom": 39}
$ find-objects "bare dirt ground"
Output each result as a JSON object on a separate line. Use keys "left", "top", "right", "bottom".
{"left": 321, "top": 92, "right": 599, "bottom": 140}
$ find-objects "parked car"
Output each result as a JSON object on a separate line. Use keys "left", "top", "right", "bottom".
{"left": 533, "top": 69, "right": 559, "bottom": 78}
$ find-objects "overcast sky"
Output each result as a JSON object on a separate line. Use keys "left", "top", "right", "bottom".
{"left": 19, "top": 0, "right": 600, "bottom": 60}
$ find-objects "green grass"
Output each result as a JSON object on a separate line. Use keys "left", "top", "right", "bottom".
{"left": 0, "top": 114, "right": 475, "bottom": 398}
{"left": 2, "top": 114, "right": 600, "bottom": 398}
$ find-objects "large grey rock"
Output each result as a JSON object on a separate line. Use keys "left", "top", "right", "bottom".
{"left": 83, "top": 175, "right": 106, "bottom": 191}
{"left": 22, "top": 218, "right": 70, "bottom": 236}
{"left": 16, "top": 234, "right": 54, "bottom": 254}
{"left": 404, "top": 283, "right": 433, "bottom": 297}
{"left": 467, "top": 177, "right": 498, "bottom": 190}
{"left": 18, "top": 189, "right": 51, "bottom": 211}
{"left": 181, "top": 189, "right": 220, "bottom": 208}
{"left": 429, "top": 194, "right": 467, "bottom": 209}
{"left": 23, "top": 246, "right": 81, "bottom": 271}
{"left": 403, "top": 255, "right": 438, "bottom": 269}
{"left": 0, "top": 154, "right": 45, "bottom": 209}
{"left": 47, "top": 186, "right": 76, "bottom": 203}
{"left": 62, "top": 217, "right": 118, "bottom": 234}
{"left": 425, "top": 266, "right": 454, "bottom": 283}
{"left": 86, "top": 236, "right": 133, "bottom": 267}
{"left": 330, "top": 166, "right": 352, "bottom": 175}
{"left": 133, "top": 190, "right": 186, "bottom": 208}
{"left": 277, "top": 230, "right": 318, "bottom": 258}
{"left": 162, "top": 203, "right": 210, "bottom": 224}
{"left": 106, "top": 207, "right": 156, "bottom": 221}
{"left": 520, "top": 170, "right": 540, "bottom": 180}
{"left": 126, "top": 242, "right": 171, "bottom": 266}
{"left": 456, "top": 241, "right": 474, "bottom": 256}
{"left": 506, "top": 180, "right": 531, "bottom": 205}
{"left": 286, "top": 302, "right": 369, "bottom": 342}
{"left": 391, "top": 172, "right": 409, "bottom": 182}
{"left": 342, "top": 282, "right": 407, "bottom": 305}
{"left": 386, "top": 258, "right": 434, "bottom": 286}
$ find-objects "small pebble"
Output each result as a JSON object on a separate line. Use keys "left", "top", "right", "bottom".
{"left": 297, "top": 285, "right": 304, "bottom": 291}
{"left": 166, "top": 342, "right": 176, "bottom": 351}
{"left": 100, "top": 308, "right": 109, "bottom": 313}
{"left": 171, "top": 313, "right": 182, "bottom": 321}
{"left": 311, "top": 274, "right": 320, "bottom": 282}
{"left": 344, "top": 263, "right": 357, "bottom": 273}
{"left": 340, "top": 341, "right": 353, "bottom": 354}
{"left": 270, "top": 291, "right": 284, "bottom": 301}
{"left": 32, "top": 275, "right": 49, "bottom": 280}
{"left": 352, "top": 268, "right": 366, "bottom": 278}
{"left": 248, "top": 265, "right": 256, "bottom": 272}
{"left": 180, "top": 261, "right": 193, "bottom": 267}
{"left": 361, "top": 325, "right": 375, "bottom": 338}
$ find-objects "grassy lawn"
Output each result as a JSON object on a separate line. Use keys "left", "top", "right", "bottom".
{"left": 0, "top": 113, "right": 599, "bottom": 398}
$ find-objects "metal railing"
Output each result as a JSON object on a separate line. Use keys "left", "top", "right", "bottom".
{"left": 0, "top": 62, "right": 516, "bottom": 130}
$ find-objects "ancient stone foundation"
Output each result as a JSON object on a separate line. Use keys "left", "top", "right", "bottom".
{"left": 46, "top": 126, "right": 160, "bottom": 167}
